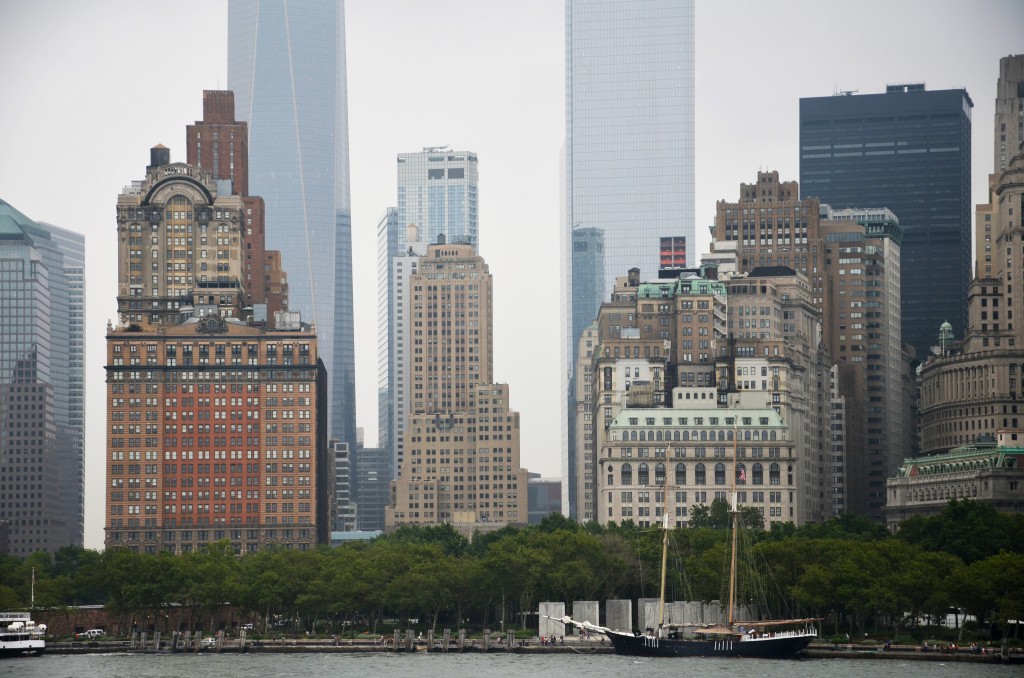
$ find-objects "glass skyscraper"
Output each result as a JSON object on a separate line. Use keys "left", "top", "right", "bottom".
{"left": 0, "top": 199, "right": 84, "bottom": 555}
{"left": 799, "top": 85, "right": 973, "bottom": 359}
{"left": 228, "top": 0, "right": 355, "bottom": 447}
{"left": 562, "top": 0, "right": 695, "bottom": 519}
{"left": 396, "top": 148, "right": 479, "bottom": 250}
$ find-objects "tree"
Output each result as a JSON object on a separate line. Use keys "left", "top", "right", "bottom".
{"left": 897, "top": 499, "right": 1020, "bottom": 564}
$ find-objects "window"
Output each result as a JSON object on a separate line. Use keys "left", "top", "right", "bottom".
{"left": 621, "top": 463, "right": 633, "bottom": 486}
{"left": 675, "top": 463, "right": 686, "bottom": 484}
{"left": 638, "top": 463, "right": 649, "bottom": 486}
{"left": 769, "top": 463, "right": 781, "bottom": 485}
{"left": 753, "top": 463, "right": 764, "bottom": 485}
{"left": 714, "top": 463, "right": 726, "bottom": 485}
{"left": 695, "top": 463, "right": 706, "bottom": 485}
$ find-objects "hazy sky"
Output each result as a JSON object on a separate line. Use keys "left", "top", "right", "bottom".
{"left": 1, "top": 0, "right": 1020, "bottom": 549}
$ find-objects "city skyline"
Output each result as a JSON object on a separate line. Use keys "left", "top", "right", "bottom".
{"left": 0, "top": 0, "right": 1020, "bottom": 548}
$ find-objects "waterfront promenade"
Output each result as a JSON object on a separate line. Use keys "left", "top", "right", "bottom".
{"left": 45, "top": 636, "right": 1022, "bottom": 664}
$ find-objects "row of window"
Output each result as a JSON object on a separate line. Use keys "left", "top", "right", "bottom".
{"left": 607, "top": 462, "right": 788, "bottom": 486}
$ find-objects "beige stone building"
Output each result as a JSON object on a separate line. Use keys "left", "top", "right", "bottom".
{"left": 718, "top": 269, "right": 831, "bottom": 523}
{"left": 116, "top": 147, "right": 249, "bottom": 329}
{"left": 385, "top": 243, "right": 527, "bottom": 532}
{"left": 710, "top": 172, "right": 911, "bottom": 520}
{"left": 884, "top": 430, "right": 1024, "bottom": 531}
{"left": 919, "top": 55, "right": 1024, "bottom": 457}
{"left": 574, "top": 270, "right": 727, "bottom": 523}
{"left": 601, "top": 389, "right": 799, "bottom": 528}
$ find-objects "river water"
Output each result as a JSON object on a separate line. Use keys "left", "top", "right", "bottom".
{"left": 5, "top": 653, "right": 1019, "bottom": 678}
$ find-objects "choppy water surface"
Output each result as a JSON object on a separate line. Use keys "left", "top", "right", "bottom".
{"left": 6, "top": 653, "right": 1020, "bottom": 678}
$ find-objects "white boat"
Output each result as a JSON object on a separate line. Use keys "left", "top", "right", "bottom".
{"left": 0, "top": 612, "right": 46, "bottom": 658}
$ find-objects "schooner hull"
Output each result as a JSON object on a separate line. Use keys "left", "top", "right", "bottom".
{"left": 605, "top": 631, "right": 813, "bottom": 658}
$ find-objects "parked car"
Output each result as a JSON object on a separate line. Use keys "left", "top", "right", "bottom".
{"left": 77, "top": 629, "right": 105, "bottom": 639}
{"left": 201, "top": 636, "right": 218, "bottom": 648}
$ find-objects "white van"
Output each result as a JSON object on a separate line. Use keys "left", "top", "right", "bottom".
{"left": 78, "top": 629, "right": 105, "bottom": 639}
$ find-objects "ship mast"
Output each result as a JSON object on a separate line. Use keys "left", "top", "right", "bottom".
{"left": 727, "top": 420, "right": 739, "bottom": 629}
{"left": 655, "top": 512, "right": 671, "bottom": 634}
{"left": 657, "top": 470, "right": 669, "bottom": 637}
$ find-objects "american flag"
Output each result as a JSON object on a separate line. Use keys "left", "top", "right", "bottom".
{"left": 739, "top": 466, "right": 746, "bottom": 482}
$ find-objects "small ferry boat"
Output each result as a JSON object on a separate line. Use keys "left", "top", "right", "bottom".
{"left": 0, "top": 612, "right": 46, "bottom": 658}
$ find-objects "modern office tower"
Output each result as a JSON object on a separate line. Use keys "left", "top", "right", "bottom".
{"left": 712, "top": 171, "right": 909, "bottom": 519}
{"left": 186, "top": 90, "right": 287, "bottom": 320}
{"left": 602, "top": 391, "right": 798, "bottom": 529}
{"left": 332, "top": 440, "right": 356, "bottom": 532}
{"left": 385, "top": 243, "right": 528, "bottom": 533}
{"left": 718, "top": 268, "right": 831, "bottom": 524}
{"left": 228, "top": 0, "right": 355, "bottom": 449}
{"left": 379, "top": 223, "right": 428, "bottom": 482}
{"left": 353, "top": 445, "right": 391, "bottom": 532}
{"left": 800, "top": 84, "right": 973, "bottom": 359}
{"left": 396, "top": 148, "right": 479, "bottom": 249}
{"left": 37, "top": 221, "right": 86, "bottom": 545}
{"left": 919, "top": 55, "right": 1024, "bottom": 458}
{"left": 0, "top": 200, "right": 84, "bottom": 554}
{"left": 332, "top": 438, "right": 391, "bottom": 533}
{"left": 377, "top": 208, "right": 400, "bottom": 462}
{"left": 563, "top": 0, "right": 696, "bottom": 517}
{"left": 527, "top": 475, "right": 563, "bottom": 524}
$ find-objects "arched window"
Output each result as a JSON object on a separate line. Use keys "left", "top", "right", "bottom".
{"left": 621, "top": 463, "right": 633, "bottom": 486}
{"left": 638, "top": 463, "right": 650, "bottom": 486}
{"left": 752, "top": 463, "right": 764, "bottom": 485}
{"left": 727, "top": 430, "right": 734, "bottom": 441}
{"left": 673, "top": 430, "right": 681, "bottom": 441}
{"left": 683, "top": 430, "right": 690, "bottom": 441}
{"left": 744, "top": 430, "right": 752, "bottom": 441}
{"left": 695, "top": 463, "right": 706, "bottom": 485}
{"left": 787, "top": 465, "right": 794, "bottom": 485}
{"left": 655, "top": 463, "right": 666, "bottom": 486}
{"left": 718, "top": 430, "right": 726, "bottom": 441}
{"left": 639, "top": 430, "right": 646, "bottom": 441}
{"left": 769, "top": 430, "right": 777, "bottom": 441}
{"left": 607, "top": 465, "right": 614, "bottom": 486}
{"left": 656, "top": 430, "right": 663, "bottom": 441}
{"left": 769, "top": 463, "right": 781, "bottom": 485}
{"left": 700, "top": 430, "right": 708, "bottom": 441}
{"left": 630, "top": 431, "right": 638, "bottom": 441}
{"left": 648, "top": 430, "right": 655, "bottom": 441}
{"left": 675, "top": 463, "right": 687, "bottom": 485}
{"left": 715, "top": 463, "right": 726, "bottom": 485}
{"left": 736, "top": 463, "right": 747, "bottom": 484}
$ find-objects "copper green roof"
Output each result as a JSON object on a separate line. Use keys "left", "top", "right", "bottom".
{"left": 636, "top": 276, "right": 727, "bottom": 299}
{"left": 896, "top": 441, "right": 1024, "bottom": 478}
